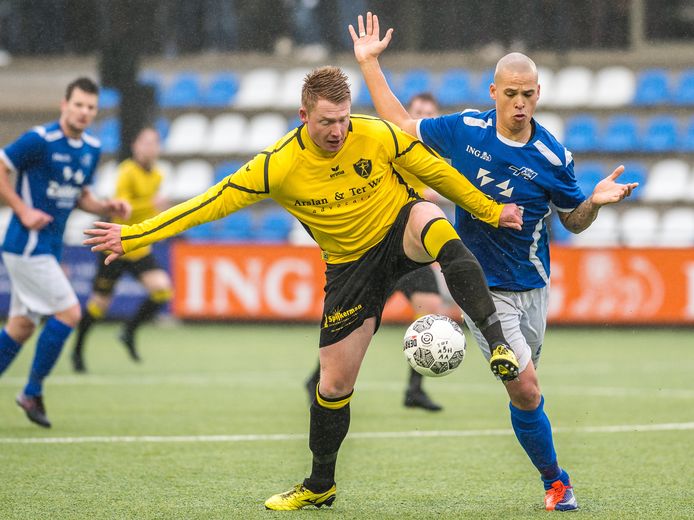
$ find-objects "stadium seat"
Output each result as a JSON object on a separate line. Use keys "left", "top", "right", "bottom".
{"left": 672, "top": 68, "right": 694, "bottom": 105}
{"left": 548, "top": 212, "right": 572, "bottom": 244}
{"left": 354, "top": 69, "right": 393, "bottom": 107}
{"left": 256, "top": 208, "right": 293, "bottom": 242}
{"left": 591, "top": 66, "right": 635, "bottom": 107}
{"left": 599, "top": 115, "right": 639, "bottom": 152}
{"left": 570, "top": 206, "right": 619, "bottom": 247}
{"left": 92, "top": 159, "right": 118, "bottom": 198}
{"left": 534, "top": 112, "right": 564, "bottom": 142}
{"left": 172, "top": 159, "right": 214, "bottom": 201}
{"left": 471, "top": 69, "right": 494, "bottom": 106}
{"left": 94, "top": 117, "right": 120, "bottom": 155}
{"left": 157, "top": 159, "right": 177, "bottom": 201}
{"left": 64, "top": 209, "right": 98, "bottom": 246}
{"left": 679, "top": 116, "right": 694, "bottom": 151}
{"left": 396, "top": 69, "right": 435, "bottom": 105}
{"left": 619, "top": 206, "right": 660, "bottom": 247}
{"left": 288, "top": 219, "right": 316, "bottom": 246}
{"left": 276, "top": 67, "right": 312, "bottom": 109}
{"left": 234, "top": 68, "right": 281, "bottom": 109}
{"left": 183, "top": 221, "right": 217, "bottom": 242}
{"left": 218, "top": 210, "right": 255, "bottom": 241}
{"left": 633, "top": 68, "right": 670, "bottom": 105}
{"left": 205, "top": 113, "right": 247, "bottom": 154}
{"left": 641, "top": 159, "right": 690, "bottom": 202}
{"left": 436, "top": 68, "right": 472, "bottom": 107}
{"left": 536, "top": 66, "right": 555, "bottom": 106}
{"left": 99, "top": 87, "right": 121, "bottom": 110}
{"left": 573, "top": 161, "right": 604, "bottom": 196}
{"left": 563, "top": 114, "right": 599, "bottom": 152}
{"left": 242, "top": 113, "right": 288, "bottom": 153}
{"left": 201, "top": 72, "right": 239, "bottom": 107}
{"left": 214, "top": 160, "right": 244, "bottom": 183}
{"left": 155, "top": 116, "right": 170, "bottom": 142}
{"left": 641, "top": 115, "right": 679, "bottom": 153}
{"left": 165, "top": 113, "right": 209, "bottom": 155}
{"left": 551, "top": 66, "right": 593, "bottom": 107}
{"left": 138, "top": 70, "right": 164, "bottom": 101}
{"left": 657, "top": 207, "right": 694, "bottom": 246}
{"left": 342, "top": 67, "right": 363, "bottom": 102}
{"left": 160, "top": 72, "right": 203, "bottom": 108}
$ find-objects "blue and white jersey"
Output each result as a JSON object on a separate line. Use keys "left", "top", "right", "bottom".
{"left": 418, "top": 109, "right": 585, "bottom": 291}
{"left": 0, "top": 121, "right": 101, "bottom": 260}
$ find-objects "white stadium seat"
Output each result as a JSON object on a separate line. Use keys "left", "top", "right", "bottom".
{"left": 534, "top": 111, "right": 564, "bottom": 142}
{"left": 571, "top": 206, "right": 619, "bottom": 247}
{"left": 172, "top": 159, "right": 214, "bottom": 201}
{"left": 157, "top": 159, "right": 177, "bottom": 202}
{"left": 657, "top": 207, "right": 694, "bottom": 247}
{"left": 342, "top": 67, "right": 363, "bottom": 105}
{"left": 641, "top": 159, "right": 691, "bottom": 202}
{"left": 551, "top": 66, "right": 594, "bottom": 108}
{"left": 591, "top": 66, "right": 636, "bottom": 107}
{"left": 536, "top": 66, "right": 556, "bottom": 106}
{"left": 92, "top": 159, "right": 118, "bottom": 198}
{"left": 165, "top": 113, "right": 209, "bottom": 155}
{"left": 233, "top": 68, "right": 281, "bottom": 109}
{"left": 64, "top": 209, "right": 99, "bottom": 246}
{"left": 205, "top": 113, "right": 248, "bottom": 154}
{"left": 277, "top": 67, "right": 312, "bottom": 109}
{"left": 242, "top": 113, "right": 289, "bottom": 153}
{"left": 619, "top": 206, "right": 659, "bottom": 247}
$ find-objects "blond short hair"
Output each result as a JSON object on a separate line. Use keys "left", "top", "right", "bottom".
{"left": 301, "top": 66, "right": 351, "bottom": 112}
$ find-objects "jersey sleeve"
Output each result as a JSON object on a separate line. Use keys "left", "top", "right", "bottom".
{"left": 548, "top": 157, "right": 586, "bottom": 212}
{"left": 120, "top": 153, "right": 272, "bottom": 253}
{"left": 1, "top": 129, "right": 45, "bottom": 172}
{"left": 390, "top": 125, "right": 503, "bottom": 227}
{"left": 417, "top": 113, "right": 462, "bottom": 159}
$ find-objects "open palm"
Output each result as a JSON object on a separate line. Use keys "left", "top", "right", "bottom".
{"left": 349, "top": 12, "right": 394, "bottom": 64}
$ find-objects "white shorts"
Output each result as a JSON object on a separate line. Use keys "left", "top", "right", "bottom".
{"left": 2, "top": 252, "right": 79, "bottom": 324}
{"left": 464, "top": 285, "right": 549, "bottom": 374}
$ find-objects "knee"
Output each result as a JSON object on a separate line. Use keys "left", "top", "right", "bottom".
{"left": 317, "top": 378, "right": 354, "bottom": 400}
{"left": 511, "top": 384, "right": 542, "bottom": 410}
{"left": 55, "top": 304, "right": 82, "bottom": 328}
{"left": 6, "top": 317, "right": 35, "bottom": 343}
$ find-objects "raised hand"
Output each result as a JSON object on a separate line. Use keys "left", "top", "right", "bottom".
{"left": 591, "top": 165, "right": 639, "bottom": 206}
{"left": 349, "top": 12, "right": 394, "bottom": 64}
{"left": 83, "top": 221, "right": 124, "bottom": 265}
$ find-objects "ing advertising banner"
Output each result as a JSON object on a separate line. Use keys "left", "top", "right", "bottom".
{"left": 171, "top": 242, "right": 694, "bottom": 325}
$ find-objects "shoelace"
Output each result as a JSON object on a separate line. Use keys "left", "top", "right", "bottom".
{"left": 546, "top": 482, "right": 566, "bottom": 504}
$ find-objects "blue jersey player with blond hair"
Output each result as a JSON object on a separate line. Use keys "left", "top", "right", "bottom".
{"left": 352, "top": 12, "right": 638, "bottom": 512}
{"left": 0, "top": 77, "right": 130, "bottom": 428}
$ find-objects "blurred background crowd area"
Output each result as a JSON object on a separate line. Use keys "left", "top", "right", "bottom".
{"left": 0, "top": 0, "right": 693, "bottom": 248}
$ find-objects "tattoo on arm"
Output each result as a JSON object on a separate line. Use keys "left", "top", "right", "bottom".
{"left": 559, "top": 199, "right": 600, "bottom": 234}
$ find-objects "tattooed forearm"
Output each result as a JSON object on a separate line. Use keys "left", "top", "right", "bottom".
{"left": 558, "top": 198, "right": 600, "bottom": 234}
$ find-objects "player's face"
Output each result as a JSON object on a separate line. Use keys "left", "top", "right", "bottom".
{"left": 300, "top": 98, "right": 351, "bottom": 153}
{"left": 408, "top": 99, "right": 438, "bottom": 119}
{"left": 60, "top": 88, "right": 98, "bottom": 137}
{"left": 490, "top": 69, "right": 540, "bottom": 137}
{"left": 132, "top": 128, "right": 160, "bottom": 168}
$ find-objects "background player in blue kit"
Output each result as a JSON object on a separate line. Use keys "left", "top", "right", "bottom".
{"left": 351, "top": 12, "right": 638, "bottom": 511}
{"left": 0, "top": 77, "right": 130, "bottom": 428}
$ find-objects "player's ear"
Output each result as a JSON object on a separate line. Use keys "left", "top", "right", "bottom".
{"left": 489, "top": 83, "right": 497, "bottom": 101}
{"left": 536, "top": 83, "right": 541, "bottom": 101}
{"left": 299, "top": 107, "right": 309, "bottom": 124}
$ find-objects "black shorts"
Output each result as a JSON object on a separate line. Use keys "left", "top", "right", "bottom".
{"left": 320, "top": 200, "right": 431, "bottom": 348}
{"left": 391, "top": 264, "right": 439, "bottom": 299}
{"left": 92, "top": 253, "right": 160, "bottom": 295}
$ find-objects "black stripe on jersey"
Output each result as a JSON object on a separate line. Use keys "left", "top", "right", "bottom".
{"left": 295, "top": 124, "right": 305, "bottom": 149}
{"left": 350, "top": 115, "right": 399, "bottom": 157}
{"left": 391, "top": 167, "right": 422, "bottom": 200}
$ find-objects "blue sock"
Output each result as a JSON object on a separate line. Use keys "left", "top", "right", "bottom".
{"left": 0, "top": 329, "right": 23, "bottom": 376}
{"left": 509, "top": 395, "right": 565, "bottom": 489}
{"left": 24, "top": 317, "right": 73, "bottom": 397}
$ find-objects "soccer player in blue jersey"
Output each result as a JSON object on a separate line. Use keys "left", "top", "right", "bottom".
{"left": 0, "top": 77, "right": 130, "bottom": 428}
{"left": 351, "top": 12, "right": 638, "bottom": 512}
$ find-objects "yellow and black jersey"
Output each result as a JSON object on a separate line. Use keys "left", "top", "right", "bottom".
{"left": 114, "top": 158, "right": 163, "bottom": 261}
{"left": 120, "top": 115, "right": 503, "bottom": 264}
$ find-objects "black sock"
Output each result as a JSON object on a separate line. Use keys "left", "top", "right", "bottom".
{"left": 436, "top": 240, "right": 506, "bottom": 347}
{"left": 124, "top": 297, "right": 162, "bottom": 338}
{"left": 73, "top": 310, "right": 97, "bottom": 355}
{"left": 408, "top": 367, "right": 423, "bottom": 392}
{"left": 304, "top": 391, "right": 352, "bottom": 492}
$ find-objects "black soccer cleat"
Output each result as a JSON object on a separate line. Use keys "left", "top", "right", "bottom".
{"left": 404, "top": 389, "right": 443, "bottom": 411}
{"left": 16, "top": 393, "right": 51, "bottom": 428}
{"left": 71, "top": 349, "right": 86, "bottom": 373}
{"left": 118, "top": 330, "right": 141, "bottom": 362}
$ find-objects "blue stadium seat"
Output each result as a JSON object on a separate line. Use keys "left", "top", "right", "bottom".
{"left": 99, "top": 87, "right": 120, "bottom": 110}
{"left": 600, "top": 115, "right": 639, "bottom": 152}
{"left": 256, "top": 209, "right": 293, "bottom": 242}
{"left": 436, "top": 69, "right": 472, "bottom": 107}
{"left": 201, "top": 72, "right": 239, "bottom": 107}
{"left": 138, "top": 70, "right": 163, "bottom": 101}
{"left": 354, "top": 69, "right": 393, "bottom": 107}
{"left": 548, "top": 212, "right": 572, "bottom": 244}
{"left": 573, "top": 161, "right": 604, "bottom": 196}
{"left": 183, "top": 221, "right": 217, "bottom": 241}
{"left": 218, "top": 210, "right": 255, "bottom": 242}
{"left": 641, "top": 115, "right": 678, "bottom": 153}
{"left": 673, "top": 68, "right": 694, "bottom": 105}
{"left": 155, "top": 116, "right": 170, "bottom": 142}
{"left": 214, "top": 160, "right": 244, "bottom": 183}
{"left": 160, "top": 72, "right": 202, "bottom": 108}
{"left": 619, "top": 161, "right": 647, "bottom": 199}
{"left": 471, "top": 69, "right": 494, "bottom": 105}
{"left": 95, "top": 117, "right": 120, "bottom": 154}
{"left": 564, "top": 114, "right": 599, "bottom": 152}
{"left": 679, "top": 116, "right": 694, "bottom": 151}
{"left": 396, "top": 69, "right": 434, "bottom": 105}
{"left": 633, "top": 69, "right": 670, "bottom": 105}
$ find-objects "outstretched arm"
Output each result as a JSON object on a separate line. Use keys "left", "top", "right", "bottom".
{"left": 83, "top": 221, "right": 124, "bottom": 265}
{"left": 559, "top": 165, "right": 638, "bottom": 233}
{"left": 350, "top": 12, "right": 418, "bottom": 136}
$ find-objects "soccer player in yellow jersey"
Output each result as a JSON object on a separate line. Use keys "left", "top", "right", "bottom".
{"left": 85, "top": 66, "right": 523, "bottom": 510}
{"left": 71, "top": 127, "right": 172, "bottom": 372}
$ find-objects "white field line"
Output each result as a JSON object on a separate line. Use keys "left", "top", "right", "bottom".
{"left": 1, "top": 375, "right": 693, "bottom": 399}
{"left": 0, "top": 422, "right": 692, "bottom": 445}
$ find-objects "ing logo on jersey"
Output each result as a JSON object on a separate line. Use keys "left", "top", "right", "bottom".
{"left": 353, "top": 158, "right": 372, "bottom": 179}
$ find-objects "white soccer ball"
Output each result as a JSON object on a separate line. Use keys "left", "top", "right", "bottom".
{"left": 403, "top": 314, "right": 466, "bottom": 377}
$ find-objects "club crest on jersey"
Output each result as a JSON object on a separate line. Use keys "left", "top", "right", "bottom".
{"left": 353, "top": 158, "right": 372, "bottom": 179}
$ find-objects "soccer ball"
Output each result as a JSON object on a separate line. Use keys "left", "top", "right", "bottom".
{"left": 403, "top": 314, "right": 466, "bottom": 377}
